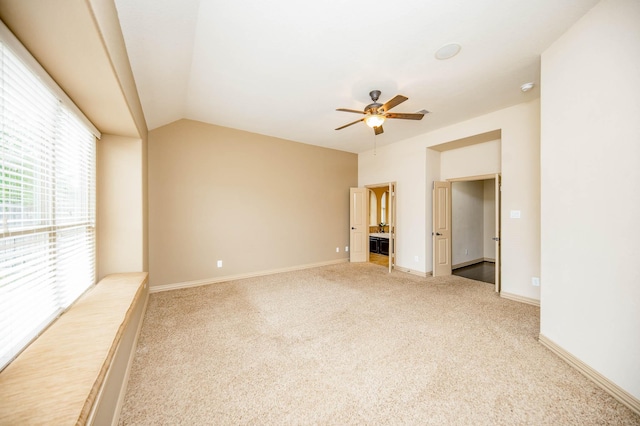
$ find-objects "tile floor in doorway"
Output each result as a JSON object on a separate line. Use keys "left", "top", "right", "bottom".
{"left": 453, "top": 261, "right": 495, "bottom": 284}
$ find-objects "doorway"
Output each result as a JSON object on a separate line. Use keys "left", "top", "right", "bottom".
{"left": 433, "top": 174, "right": 501, "bottom": 292}
{"left": 349, "top": 183, "right": 396, "bottom": 272}
{"left": 450, "top": 178, "right": 497, "bottom": 285}
{"left": 368, "top": 186, "right": 389, "bottom": 268}
{"left": 367, "top": 183, "right": 396, "bottom": 272}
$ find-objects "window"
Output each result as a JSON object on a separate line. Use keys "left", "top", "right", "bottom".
{"left": 0, "top": 30, "right": 97, "bottom": 370}
{"left": 381, "top": 191, "right": 387, "bottom": 224}
{"left": 369, "top": 190, "right": 377, "bottom": 226}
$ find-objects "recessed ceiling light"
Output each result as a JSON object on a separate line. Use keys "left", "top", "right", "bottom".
{"left": 521, "top": 82, "right": 535, "bottom": 92}
{"left": 435, "top": 43, "right": 461, "bottom": 60}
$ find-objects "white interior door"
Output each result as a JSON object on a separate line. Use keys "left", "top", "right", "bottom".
{"left": 350, "top": 187, "right": 368, "bottom": 263}
{"left": 494, "top": 174, "right": 501, "bottom": 292}
{"left": 432, "top": 181, "right": 452, "bottom": 276}
{"left": 388, "top": 182, "right": 396, "bottom": 273}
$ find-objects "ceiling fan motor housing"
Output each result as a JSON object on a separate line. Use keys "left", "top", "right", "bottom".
{"left": 366, "top": 90, "right": 383, "bottom": 113}
{"left": 365, "top": 102, "right": 383, "bottom": 114}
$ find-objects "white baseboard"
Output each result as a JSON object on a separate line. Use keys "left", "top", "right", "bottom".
{"left": 394, "top": 265, "right": 429, "bottom": 277}
{"left": 538, "top": 334, "right": 640, "bottom": 416}
{"left": 150, "top": 258, "right": 349, "bottom": 293}
{"left": 452, "top": 258, "right": 496, "bottom": 270}
{"left": 500, "top": 291, "right": 540, "bottom": 307}
{"left": 452, "top": 258, "right": 484, "bottom": 269}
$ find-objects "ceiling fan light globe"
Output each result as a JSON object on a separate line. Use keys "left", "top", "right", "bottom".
{"left": 364, "top": 114, "right": 385, "bottom": 128}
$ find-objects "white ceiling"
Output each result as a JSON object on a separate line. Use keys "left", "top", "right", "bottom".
{"left": 114, "top": 0, "right": 598, "bottom": 153}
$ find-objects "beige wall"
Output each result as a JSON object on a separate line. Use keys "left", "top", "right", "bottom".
{"left": 439, "top": 139, "right": 501, "bottom": 180}
{"left": 148, "top": 119, "right": 357, "bottom": 287}
{"left": 0, "top": 0, "right": 143, "bottom": 138}
{"left": 452, "top": 181, "right": 484, "bottom": 266}
{"left": 540, "top": 0, "right": 640, "bottom": 400}
{"left": 97, "top": 135, "right": 147, "bottom": 279}
{"left": 359, "top": 99, "right": 540, "bottom": 300}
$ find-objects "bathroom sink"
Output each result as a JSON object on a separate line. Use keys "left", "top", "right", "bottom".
{"left": 370, "top": 233, "right": 390, "bottom": 239}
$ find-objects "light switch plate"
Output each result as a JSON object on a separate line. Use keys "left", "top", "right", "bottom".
{"left": 510, "top": 210, "right": 521, "bottom": 219}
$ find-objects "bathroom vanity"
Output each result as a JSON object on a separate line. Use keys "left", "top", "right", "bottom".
{"left": 369, "top": 233, "right": 390, "bottom": 256}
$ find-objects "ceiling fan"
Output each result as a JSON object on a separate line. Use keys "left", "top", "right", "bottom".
{"left": 335, "top": 90, "right": 426, "bottom": 135}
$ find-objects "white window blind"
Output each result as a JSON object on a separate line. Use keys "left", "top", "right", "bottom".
{"left": 0, "top": 36, "right": 96, "bottom": 370}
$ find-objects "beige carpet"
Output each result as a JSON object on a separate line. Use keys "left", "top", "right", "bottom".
{"left": 119, "top": 263, "right": 639, "bottom": 425}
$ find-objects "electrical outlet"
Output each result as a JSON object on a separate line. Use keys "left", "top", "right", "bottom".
{"left": 465, "top": 249, "right": 468, "bottom": 255}
{"left": 336, "top": 247, "right": 339, "bottom": 253}
{"left": 414, "top": 255, "right": 419, "bottom": 262}
{"left": 217, "top": 260, "right": 222, "bottom": 268}
{"left": 345, "top": 246, "right": 349, "bottom": 252}
{"left": 532, "top": 277, "right": 540, "bottom": 287}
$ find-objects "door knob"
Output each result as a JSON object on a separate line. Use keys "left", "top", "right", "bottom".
{"left": 435, "top": 232, "right": 442, "bottom": 236}
{"left": 351, "top": 227, "right": 356, "bottom": 230}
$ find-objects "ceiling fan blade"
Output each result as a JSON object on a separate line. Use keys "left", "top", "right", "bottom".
{"left": 381, "top": 95, "right": 408, "bottom": 112}
{"left": 335, "top": 118, "right": 364, "bottom": 130}
{"left": 385, "top": 112, "right": 425, "bottom": 120}
{"left": 336, "top": 108, "right": 365, "bottom": 114}
{"left": 374, "top": 125, "right": 384, "bottom": 135}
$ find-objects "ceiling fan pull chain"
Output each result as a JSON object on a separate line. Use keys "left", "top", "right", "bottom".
{"left": 373, "top": 133, "right": 377, "bottom": 156}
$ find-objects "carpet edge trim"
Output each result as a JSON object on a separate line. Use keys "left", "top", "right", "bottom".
{"left": 538, "top": 334, "right": 640, "bottom": 416}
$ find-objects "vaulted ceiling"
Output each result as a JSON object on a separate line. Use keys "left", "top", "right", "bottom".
{"left": 114, "top": 0, "right": 598, "bottom": 153}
